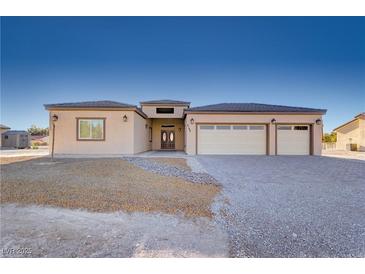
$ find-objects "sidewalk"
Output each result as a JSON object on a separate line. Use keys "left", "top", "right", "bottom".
{"left": 322, "top": 150, "right": 365, "bottom": 161}
{"left": 0, "top": 147, "right": 49, "bottom": 157}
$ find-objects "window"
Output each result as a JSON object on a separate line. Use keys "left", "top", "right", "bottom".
{"left": 4, "top": 135, "right": 8, "bottom": 139}
{"left": 149, "top": 127, "right": 152, "bottom": 142}
{"left": 77, "top": 118, "right": 105, "bottom": 140}
{"left": 216, "top": 125, "right": 231, "bottom": 130}
{"left": 156, "top": 108, "right": 174, "bottom": 114}
{"left": 249, "top": 125, "right": 265, "bottom": 130}
{"left": 200, "top": 125, "right": 214, "bottom": 130}
{"left": 233, "top": 125, "right": 248, "bottom": 130}
{"left": 294, "top": 126, "right": 308, "bottom": 131}
{"left": 278, "top": 126, "right": 292, "bottom": 130}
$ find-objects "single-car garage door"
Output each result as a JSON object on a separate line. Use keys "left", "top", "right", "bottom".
{"left": 277, "top": 125, "right": 310, "bottom": 155}
{"left": 197, "top": 124, "right": 266, "bottom": 155}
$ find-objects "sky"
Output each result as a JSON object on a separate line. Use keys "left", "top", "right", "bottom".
{"left": 1, "top": 17, "right": 364, "bottom": 133}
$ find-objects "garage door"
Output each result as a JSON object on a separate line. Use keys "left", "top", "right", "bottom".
{"left": 197, "top": 124, "right": 266, "bottom": 155}
{"left": 277, "top": 125, "right": 310, "bottom": 155}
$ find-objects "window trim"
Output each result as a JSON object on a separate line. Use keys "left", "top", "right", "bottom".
{"left": 200, "top": 125, "right": 215, "bottom": 130}
{"left": 156, "top": 107, "right": 174, "bottom": 114}
{"left": 76, "top": 118, "right": 106, "bottom": 141}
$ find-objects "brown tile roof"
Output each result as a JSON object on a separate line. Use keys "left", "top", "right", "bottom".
{"left": 185, "top": 103, "right": 327, "bottom": 114}
{"left": 140, "top": 99, "right": 190, "bottom": 105}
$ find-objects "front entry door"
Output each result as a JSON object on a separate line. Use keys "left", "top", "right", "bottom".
{"left": 161, "top": 130, "right": 175, "bottom": 149}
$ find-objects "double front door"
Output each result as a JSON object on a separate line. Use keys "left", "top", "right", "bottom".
{"left": 161, "top": 130, "right": 175, "bottom": 149}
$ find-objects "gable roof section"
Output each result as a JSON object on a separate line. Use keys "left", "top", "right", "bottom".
{"left": 185, "top": 103, "right": 327, "bottom": 114}
{"left": 44, "top": 100, "right": 147, "bottom": 118}
{"left": 140, "top": 99, "right": 190, "bottom": 106}
{"left": 0, "top": 124, "right": 10, "bottom": 129}
{"left": 333, "top": 113, "right": 364, "bottom": 132}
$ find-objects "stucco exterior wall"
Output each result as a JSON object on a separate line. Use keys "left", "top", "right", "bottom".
{"left": 151, "top": 118, "right": 185, "bottom": 150}
{"left": 336, "top": 119, "right": 364, "bottom": 151}
{"left": 49, "top": 110, "right": 145, "bottom": 155}
{"left": 141, "top": 105, "right": 188, "bottom": 118}
{"left": 133, "top": 114, "right": 152, "bottom": 154}
{"left": 360, "top": 119, "right": 365, "bottom": 151}
{"left": 0, "top": 128, "right": 10, "bottom": 147}
{"left": 185, "top": 113, "right": 324, "bottom": 155}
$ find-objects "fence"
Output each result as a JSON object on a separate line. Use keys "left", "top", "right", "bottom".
{"left": 322, "top": 142, "right": 337, "bottom": 150}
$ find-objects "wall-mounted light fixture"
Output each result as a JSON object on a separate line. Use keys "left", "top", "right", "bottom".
{"left": 52, "top": 114, "right": 59, "bottom": 122}
{"left": 315, "top": 119, "right": 322, "bottom": 125}
{"left": 178, "top": 127, "right": 182, "bottom": 132}
{"left": 271, "top": 118, "right": 276, "bottom": 124}
{"left": 123, "top": 115, "right": 128, "bottom": 122}
{"left": 190, "top": 118, "right": 194, "bottom": 125}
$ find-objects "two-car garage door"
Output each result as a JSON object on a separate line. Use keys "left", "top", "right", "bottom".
{"left": 197, "top": 124, "right": 267, "bottom": 155}
{"left": 197, "top": 124, "right": 310, "bottom": 155}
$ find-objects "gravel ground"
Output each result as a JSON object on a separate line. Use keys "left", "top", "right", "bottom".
{"left": 1, "top": 204, "right": 228, "bottom": 258}
{"left": 123, "top": 157, "right": 218, "bottom": 185}
{"left": 1, "top": 158, "right": 219, "bottom": 218}
{"left": 198, "top": 155, "right": 365, "bottom": 257}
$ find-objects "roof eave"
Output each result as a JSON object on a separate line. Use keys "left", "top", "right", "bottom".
{"left": 333, "top": 118, "right": 359, "bottom": 132}
{"left": 140, "top": 102, "right": 191, "bottom": 106}
{"left": 184, "top": 110, "right": 326, "bottom": 115}
{"left": 45, "top": 106, "right": 148, "bottom": 119}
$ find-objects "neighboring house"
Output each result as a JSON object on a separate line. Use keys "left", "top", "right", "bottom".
{"left": 333, "top": 113, "right": 365, "bottom": 152}
{"left": 1, "top": 130, "right": 31, "bottom": 149}
{"left": 44, "top": 100, "right": 326, "bottom": 156}
{"left": 0, "top": 124, "right": 11, "bottom": 147}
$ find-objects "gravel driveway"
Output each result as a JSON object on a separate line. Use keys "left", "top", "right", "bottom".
{"left": 198, "top": 156, "right": 365, "bottom": 257}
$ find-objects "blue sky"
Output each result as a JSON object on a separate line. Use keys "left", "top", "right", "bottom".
{"left": 1, "top": 17, "right": 364, "bottom": 132}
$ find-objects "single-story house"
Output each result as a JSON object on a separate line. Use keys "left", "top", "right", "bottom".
{"left": 44, "top": 100, "right": 326, "bottom": 156}
{"left": 0, "top": 124, "right": 11, "bottom": 147}
{"left": 333, "top": 113, "right": 365, "bottom": 152}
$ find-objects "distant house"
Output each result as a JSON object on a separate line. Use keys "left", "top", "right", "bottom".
{"left": 1, "top": 130, "right": 31, "bottom": 149}
{"left": 334, "top": 113, "right": 365, "bottom": 152}
{"left": 0, "top": 124, "right": 11, "bottom": 147}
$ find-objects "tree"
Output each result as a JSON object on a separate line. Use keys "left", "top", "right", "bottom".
{"left": 27, "top": 124, "right": 49, "bottom": 136}
{"left": 322, "top": 132, "right": 337, "bottom": 143}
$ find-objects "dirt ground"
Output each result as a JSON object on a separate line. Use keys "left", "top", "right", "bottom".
{"left": 0, "top": 156, "right": 42, "bottom": 165}
{"left": 1, "top": 158, "right": 219, "bottom": 218}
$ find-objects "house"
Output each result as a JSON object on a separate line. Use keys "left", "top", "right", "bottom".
{"left": 333, "top": 113, "right": 365, "bottom": 152}
{"left": 1, "top": 130, "right": 31, "bottom": 149}
{"left": 44, "top": 100, "right": 326, "bottom": 156}
{"left": 0, "top": 124, "right": 11, "bottom": 147}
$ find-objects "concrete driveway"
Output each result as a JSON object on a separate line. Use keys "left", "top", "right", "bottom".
{"left": 198, "top": 156, "right": 365, "bottom": 257}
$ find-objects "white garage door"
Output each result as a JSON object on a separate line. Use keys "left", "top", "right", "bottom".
{"left": 277, "top": 125, "right": 310, "bottom": 155}
{"left": 197, "top": 124, "right": 266, "bottom": 155}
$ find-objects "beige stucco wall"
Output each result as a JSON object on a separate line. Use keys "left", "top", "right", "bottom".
{"left": 134, "top": 114, "right": 152, "bottom": 153}
{"left": 48, "top": 110, "right": 150, "bottom": 155}
{"left": 360, "top": 119, "right": 365, "bottom": 151}
{"left": 0, "top": 128, "right": 10, "bottom": 147}
{"left": 151, "top": 118, "right": 185, "bottom": 150}
{"left": 185, "top": 113, "right": 324, "bottom": 155}
{"left": 141, "top": 105, "right": 188, "bottom": 118}
{"left": 336, "top": 118, "right": 365, "bottom": 151}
